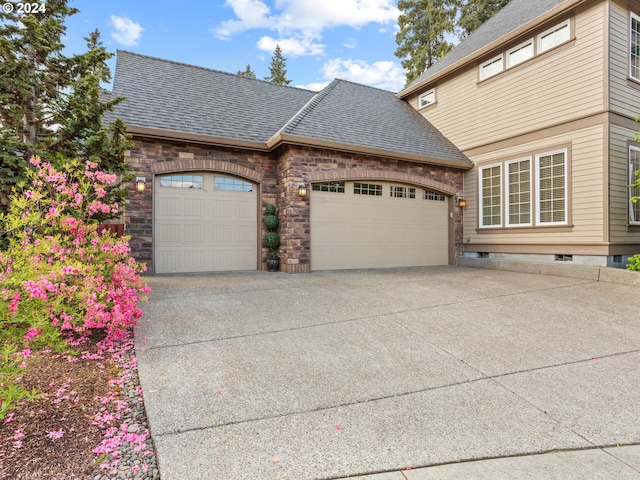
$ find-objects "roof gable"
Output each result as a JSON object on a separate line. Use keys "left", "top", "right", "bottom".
{"left": 400, "top": 0, "right": 571, "bottom": 96}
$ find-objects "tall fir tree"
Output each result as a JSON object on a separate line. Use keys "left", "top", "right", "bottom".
{"left": 395, "top": 0, "right": 457, "bottom": 85}
{"left": 237, "top": 64, "right": 257, "bottom": 79}
{"left": 264, "top": 45, "right": 291, "bottom": 85}
{"left": 0, "top": 0, "right": 132, "bottom": 214}
{"left": 457, "top": 0, "right": 511, "bottom": 38}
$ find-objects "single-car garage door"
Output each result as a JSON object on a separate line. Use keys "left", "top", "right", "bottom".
{"left": 154, "top": 173, "right": 257, "bottom": 274}
{"left": 311, "top": 181, "right": 449, "bottom": 270}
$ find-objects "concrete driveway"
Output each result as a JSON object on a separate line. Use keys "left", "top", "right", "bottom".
{"left": 135, "top": 266, "right": 640, "bottom": 479}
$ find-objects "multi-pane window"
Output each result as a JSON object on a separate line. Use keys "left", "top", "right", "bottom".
{"left": 631, "top": 13, "right": 640, "bottom": 81}
{"left": 160, "top": 174, "right": 204, "bottom": 189}
{"left": 354, "top": 183, "right": 382, "bottom": 196}
{"left": 480, "top": 55, "right": 503, "bottom": 80}
{"left": 506, "top": 158, "right": 532, "bottom": 226}
{"left": 423, "top": 189, "right": 446, "bottom": 201}
{"left": 630, "top": 146, "right": 640, "bottom": 224}
{"left": 536, "top": 150, "right": 567, "bottom": 225}
{"left": 419, "top": 89, "right": 436, "bottom": 108}
{"left": 479, "top": 149, "right": 568, "bottom": 228}
{"left": 507, "top": 39, "right": 534, "bottom": 67}
{"left": 538, "top": 19, "right": 570, "bottom": 53}
{"left": 480, "top": 164, "right": 502, "bottom": 227}
{"left": 390, "top": 186, "right": 416, "bottom": 198}
{"left": 312, "top": 182, "right": 345, "bottom": 193}
{"left": 214, "top": 176, "right": 253, "bottom": 192}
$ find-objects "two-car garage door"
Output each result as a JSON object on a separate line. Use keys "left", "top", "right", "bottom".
{"left": 153, "top": 174, "right": 449, "bottom": 273}
{"left": 310, "top": 181, "right": 450, "bottom": 270}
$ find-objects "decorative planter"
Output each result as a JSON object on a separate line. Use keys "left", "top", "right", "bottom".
{"left": 267, "top": 257, "right": 280, "bottom": 272}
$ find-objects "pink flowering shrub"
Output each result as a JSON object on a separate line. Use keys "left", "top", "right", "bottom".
{"left": 0, "top": 157, "right": 149, "bottom": 418}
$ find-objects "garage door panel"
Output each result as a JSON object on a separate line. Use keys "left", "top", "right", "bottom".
{"left": 311, "top": 182, "right": 449, "bottom": 271}
{"left": 154, "top": 173, "right": 257, "bottom": 274}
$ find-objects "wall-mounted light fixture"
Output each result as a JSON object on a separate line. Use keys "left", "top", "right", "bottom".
{"left": 297, "top": 183, "right": 308, "bottom": 197}
{"left": 457, "top": 197, "right": 467, "bottom": 208}
{"left": 135, "top": 177, "right": 146, "bottom": 194}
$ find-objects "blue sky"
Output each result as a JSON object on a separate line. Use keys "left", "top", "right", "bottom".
{"left": 63, "top": 0, "right": 407, "bottom": 92}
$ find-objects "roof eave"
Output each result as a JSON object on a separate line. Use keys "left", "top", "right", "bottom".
{"left": 126, "top": 125, "right": 270, "bottom": 151}
{"left": 397, "top": 0, "right": 588, "bottom": 99}
{"left": 269, "top": 132, "right": 473, "bottom": 170}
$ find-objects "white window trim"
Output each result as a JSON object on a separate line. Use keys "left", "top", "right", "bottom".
{"left": 535, "top": 149, "right": 568, "bottom": 226}
{"left": 630, "top": 12, "right": 640, "bottom": 81}
{"left": 630, "top": 145, "right": 640, "bottom": 225}
{"left": 419, "top": 89, "right": 436, "bottom": 108}
{"left": 506, "top": 39, "right": 534, "bottom": 68}
{"left": 505, "top": 157, "right": 533, "bottom": 227}
{"left": 479, "top": 54, "right": 504, "bottom": 80}
{"left": 538, "top": 19, "right": 571, "bottom": 53}
{"left": 479, "top": 163, "right": 503, "bottom": 228}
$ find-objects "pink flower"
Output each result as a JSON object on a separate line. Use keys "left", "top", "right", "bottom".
{"left": 21, "top": 349, "right": 31, "bottom": 359}
{"left": 13, "top": 429, "right": 24, "bottom": 440}
{"left": 46, "top": 429, "right": 65, "bottom": 440}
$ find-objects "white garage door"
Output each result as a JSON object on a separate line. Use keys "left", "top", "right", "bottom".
{"left": 311, "top": 181, "right": 449, "bottom": 270}
{"left": 154, "top": 173, "right": 258, "bottom": 274}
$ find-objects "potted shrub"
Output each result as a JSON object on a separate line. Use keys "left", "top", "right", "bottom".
{"left": 264, "top": 204, "right": 280, "bottom": 272}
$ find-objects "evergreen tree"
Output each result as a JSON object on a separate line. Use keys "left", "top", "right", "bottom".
{"left": 264, "top": 45, "right": 291, "bottom": 85}
{"left": 457, "top": 0, "right": 511, "bottom": 39}
{"left": 0, "top": 1, "right": 132, "bottom": 213}
{"left": 237, "top": 64, "right": 257, "bottom": 79}
{"left": 395, "top": 0, "right": 457, "bottom": 85}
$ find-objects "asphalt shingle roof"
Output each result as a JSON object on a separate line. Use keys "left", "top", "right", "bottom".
{"left": 112, "top": 51, "right": 316, "bottom": 143}
{"left": 405, "top": 0, "right": 568, "bottom": 89}
{"left": 281, "top": 79, "right": 469, "bottom": 163}
{"left": 111, "top": 50, "right": 469, "bottom": 166}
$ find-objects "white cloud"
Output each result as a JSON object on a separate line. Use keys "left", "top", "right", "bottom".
{"left": 257, "top": 35, "right": 325, "bottom": 57}
{"left": 214, "top": 0, "right": 399, "bottom": 42}
{"left": 295, "top": 81, "right": 330, "bottom": 92}
{"left": 110, "top": 15, "right": 143, "bottom": 46}
{"left": 343, "top": 37, "right": 357, "bottom": 49}
{"left": 321, "top": 58, "right": 405, "bottom": 92}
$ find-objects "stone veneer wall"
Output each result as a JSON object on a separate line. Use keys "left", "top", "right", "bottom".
{"left": 124, "top": 138, "right": 466, "bottom": 274}
{"left": 274, "top": 145, "right": 466, "bottom": 273}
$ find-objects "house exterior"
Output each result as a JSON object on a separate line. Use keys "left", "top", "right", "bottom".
{"left": 398, "top": 0, "right": 640, "bottom": 267}
{"left": 111, "top": 51, "right": 471, "bottom": 274}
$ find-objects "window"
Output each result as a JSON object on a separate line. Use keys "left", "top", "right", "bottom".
{"left": 419, "top": 89, "right": 436, "bottom": 108}
{"left": 423, "top": 189, "right": 446, "bottom": 201}
{"left": 536, "top": 150, "right": 567, "bottom": 225}
{"left": 391, "top": 186, "right": 416, "bottom": 198}
{"left": 506, "top": 158, "right": 532, "bottom": 226}
{"left": 480, "top": 54, "right": 503, "bottom": 80}
{"left": 507, "top": 39, "right": 534, "bottom": 67}
{"left": 480, "top": 164, "right": 502, "bottom": 227}
{"left": 630, "top": 146, "right": 640, "bottom": 224}
{"left": 160, "top": 174, "right": 204, "bottom": 189}
{"left": 631, "top": 13, "right": 640, "bottom": 81}
{"left": 354, "top": 183, "right": 382, "bottom": 196}
{"left": 538, "top": 19, "right": 570, "bottom": 53}
{"left": 312, "top": 182, "right": 345, "bottom": 193}
{"left": 214, "top": 176, "right": 253, "bottom": 191}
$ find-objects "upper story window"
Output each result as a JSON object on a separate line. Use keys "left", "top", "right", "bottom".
{"left": 480, "top": 54, "right": 504, "bottom": 80}
{"left": 630, "top": 146, "right": 640, "bottom": 224}
{"left": 419, "top": 89, "right": 436, "bottom": 108}
{"left": 507, "top": 39, "right": 534, "bottom": 68}
{"left": 630, "top": 13, "right": 640, "bottom": 81}
{"left": 538, "top": 19, "right": 570, "bottom": 53}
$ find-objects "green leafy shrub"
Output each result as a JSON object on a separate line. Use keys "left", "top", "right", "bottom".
{"left": 627, "top": 254, "right": 640, "bottom": 271}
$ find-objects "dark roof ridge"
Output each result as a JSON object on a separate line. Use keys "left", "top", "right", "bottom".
{"left": 116, "top": 50, "right": 317, "bottom": 93}
{"left": 279, "top": 79, "right": 340, "bottom": 135}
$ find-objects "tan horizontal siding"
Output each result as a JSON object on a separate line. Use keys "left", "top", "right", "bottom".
{"left": 462, "top": 123, "right": 606, "bottom": 248}
{"left": 419, "top": 2, "right": 606, "bottom": 152}
{"left": 609, "top": 1, "right": 640, "bottom": 118}
{"left": 609, "top": 123, "right": 638, "bottom": 242}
